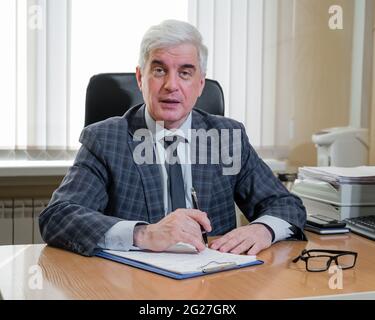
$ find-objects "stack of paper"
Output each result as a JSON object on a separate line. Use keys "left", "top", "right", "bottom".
{"left": 298, "top": 166, "right": 375, "bottom": 185}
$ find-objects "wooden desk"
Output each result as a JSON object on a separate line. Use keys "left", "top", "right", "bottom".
{"left": 0, "top": 232, "right": 375, "bottom": 299}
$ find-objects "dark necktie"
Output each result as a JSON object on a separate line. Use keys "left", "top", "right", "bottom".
{"left": 163, "top": 136, "right": 187, "bottom": 212}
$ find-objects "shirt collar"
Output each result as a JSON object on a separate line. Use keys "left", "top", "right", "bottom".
{"left": 144, "top": 105, "right": 192, "bottom": 144}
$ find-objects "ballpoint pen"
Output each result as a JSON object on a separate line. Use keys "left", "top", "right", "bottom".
{"left": 191, "top": 187, "right": 208, "bottom": 246}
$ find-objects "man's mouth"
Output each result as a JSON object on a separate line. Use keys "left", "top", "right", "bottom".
{"left": 160, "top": 98, "right": 181, "bottom": 104}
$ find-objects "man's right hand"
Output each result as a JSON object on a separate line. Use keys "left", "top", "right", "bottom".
{"left": 133, "top": 209, "right": 211, "bottom": 252}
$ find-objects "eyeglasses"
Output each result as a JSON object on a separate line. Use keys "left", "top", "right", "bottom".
{"left": 292, "top": 249, "right": 358, "bottom": 272}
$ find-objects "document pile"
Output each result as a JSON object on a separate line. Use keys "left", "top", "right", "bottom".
{"left": 291, "top": 166, "right": 375, "bottom": 221}
{"left": 298, "top": 166, "right": 375, "bottom": 185}
{"left": 305, "top": 214, "right": 350, "bottom": 235}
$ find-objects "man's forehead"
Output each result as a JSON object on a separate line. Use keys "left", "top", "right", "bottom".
{"left": 148, "top": 44, "right": 199, "bottom": 66}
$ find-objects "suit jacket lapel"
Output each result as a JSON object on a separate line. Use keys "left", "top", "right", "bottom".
{"left": 126, "top": 106, "right": 218, "bottom": 221}
{"left": 126, "top": 105, "right": 165, "bottom": 223}
{"left": 191, "top": 110, "right": 218, "bottom": 214}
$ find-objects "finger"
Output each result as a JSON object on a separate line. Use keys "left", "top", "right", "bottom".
{"left": 217, "top": 236, "right": 243, "bottom": 253}
{"left": 174, "top": 208, "right": 211, "bottom": 233}
{"left": 210, "top": 233, "right": 236, "bottom": 251}
{"left": 210, "top": 235, "right": 231, "bottom": 250}
{"left": 185, "top": 211, "right": 212, "bottom": 232}
{"left": 182, "top": 223, "right": 206, "bottom": 244}
{"left": 165, "top": 211, "right": 202, "bottom": 236}
{"left": 174, "top": 208, "right": 204, "bottom": 216}
{"left": 210, "top": 228, "right": 239, "bottom": 249}
{"left": 176, "top": 214, "right": 210, "bottom": 242}
{"left": 247, "top": 242, "right": 265, "bottom": 255}
{"left": 180, "top": 231, "right": 206, "bottom": 252}
{"left": 230, "top": 238, "right": 256, "bottom": 255}
{"left": 181, "top": 216, "right": 203, "bottom": 234}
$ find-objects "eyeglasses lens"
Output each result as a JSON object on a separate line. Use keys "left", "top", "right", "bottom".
{"left": 307, "top": 256, "right": 331, "bottom": 271}
{"left": 336, "top": 254, "right": 355, "bottom": 269}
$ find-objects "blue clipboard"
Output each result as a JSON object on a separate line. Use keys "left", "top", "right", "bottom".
{"left": 95, "top": 250, "right": 264, "bottom": 280}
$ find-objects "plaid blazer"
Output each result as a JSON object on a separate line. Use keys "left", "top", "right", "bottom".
{"left": 39, "top": 104, "right": 306, "bottom": 256}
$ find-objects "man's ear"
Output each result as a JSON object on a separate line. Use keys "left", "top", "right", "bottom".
{"left": 135, "top": 66, "right": 143, "bottom": 91}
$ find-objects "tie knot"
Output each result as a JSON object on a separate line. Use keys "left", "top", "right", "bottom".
{"left": 162, "top": 135, "right": 187, "bottom": 149}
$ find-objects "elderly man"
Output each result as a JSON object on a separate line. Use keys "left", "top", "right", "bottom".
{"left": 39, "top": 20, "right": 306, "bottom": 257}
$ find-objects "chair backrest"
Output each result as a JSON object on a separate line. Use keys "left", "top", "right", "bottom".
{"left": 84, "top": 72, "right": 225, "bottom": 127}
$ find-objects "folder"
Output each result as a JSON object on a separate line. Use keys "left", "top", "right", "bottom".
{"left": 96, "top": 248, "right": 263, "bottom": 280}
{"left": 304, "top": 224, "right": 350, "bottom": 235}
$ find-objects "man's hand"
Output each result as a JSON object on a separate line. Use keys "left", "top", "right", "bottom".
{"left": 210, "top": 224, "right": 272, "bottom": 255}
{"left": 133, "top": 209, "right": 211, "bottom": 252}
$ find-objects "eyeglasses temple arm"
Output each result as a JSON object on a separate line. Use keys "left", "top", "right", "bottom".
{"left": 292, "top": 256, "right": 301, "bottom": 263}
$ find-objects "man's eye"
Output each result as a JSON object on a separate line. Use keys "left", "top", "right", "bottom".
{"left": 153, "top": 67, "right": 166, "bottom": 76}
{"left": 179, "top": 70, "right": 192, "bottom": 79}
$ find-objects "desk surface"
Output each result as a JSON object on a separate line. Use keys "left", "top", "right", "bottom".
{"left": 1, "top": 232, "right": 375, "bottom": 300}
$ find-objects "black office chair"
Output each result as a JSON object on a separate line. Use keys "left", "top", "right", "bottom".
{"left": 84, "top": 72, "right": 225, "bottom": 127}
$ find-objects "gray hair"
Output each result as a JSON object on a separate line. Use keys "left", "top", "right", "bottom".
{"left": 138, "top": 20, "right": 208, "bottom": 75}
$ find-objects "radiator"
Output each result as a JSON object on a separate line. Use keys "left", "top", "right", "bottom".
{"left": 0, "top": 198, "right": 49, "bottom": 245}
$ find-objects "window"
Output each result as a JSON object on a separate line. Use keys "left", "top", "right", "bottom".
{"left": 70, "top": 0, "right": 188, "bottom": 148}
{"left": 0, "top": 0, "right": 71, "bottom": 153}
{"left": 0, "top": 0, "right": 187, "bottom": 154}
{"left": 0, "top": 0, "right": 17, "bottom": 150}
{"left": 0, "top": 0, "right": 272, "bottom": 155}
{"left": 2, "top": 0, "right": 367, "bottom": 167}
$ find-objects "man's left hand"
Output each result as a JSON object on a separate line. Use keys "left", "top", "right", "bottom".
{"left": 210, "top": 224, "right": 272, "bottom": 255}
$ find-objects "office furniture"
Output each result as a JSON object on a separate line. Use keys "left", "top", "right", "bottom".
{"left": 84, "top": 73, "right": 225, "bottom": 127}
{"left": 312, "top": 127, "right": 369, "bottom": 167}
{"left": 1, "top": 232, "right": 375, "bottom": 299}
{"left": 292, "top": 167, "right": 375, "bottom": 222}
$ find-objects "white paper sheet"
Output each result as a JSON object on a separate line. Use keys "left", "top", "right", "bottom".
{"left": 104, "top": 247, "right": 258, "bottom": 274}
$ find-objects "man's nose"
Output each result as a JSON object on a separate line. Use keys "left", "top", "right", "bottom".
{"left": 163, "top": 72, "right": 179, "bottom": 92}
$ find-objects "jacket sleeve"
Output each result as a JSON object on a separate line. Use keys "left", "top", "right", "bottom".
{"left": 39, "top": 126, "right": 123, "bottom": 256}
{"left": 233, "top": 123, "right": 307, "bottom": 240}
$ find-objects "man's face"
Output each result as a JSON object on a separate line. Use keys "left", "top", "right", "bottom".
{"left": 136, "top": 43, "right": 205, "bottom": 129}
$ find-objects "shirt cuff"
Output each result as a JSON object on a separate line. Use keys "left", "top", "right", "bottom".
{"left": 97, "top": 220, "right": 149, "bottom": 251}
{"left": 250, "top": 215, "right": 293, "bottom": 243}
